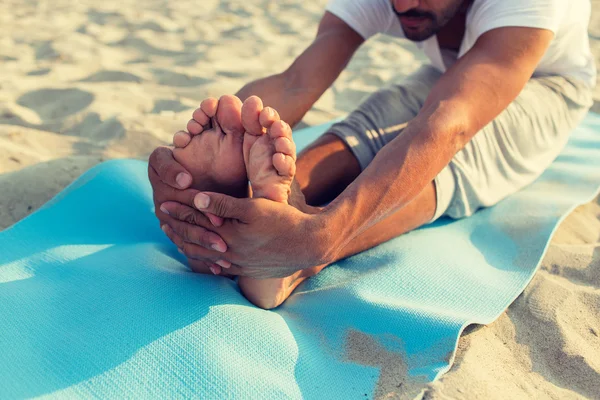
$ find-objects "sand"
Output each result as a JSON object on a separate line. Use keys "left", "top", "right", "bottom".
{"left": 0, "top": 0, "right": 598, "bottom": 398}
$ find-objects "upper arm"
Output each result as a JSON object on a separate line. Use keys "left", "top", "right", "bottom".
{"left": 421, "top": 26, "right": 554, "bottom": 142}
{"left": 283, "top": 12, "right": 364, "bottom": 101}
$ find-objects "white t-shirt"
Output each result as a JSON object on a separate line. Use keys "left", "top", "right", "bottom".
{"left": 326, "top": 0, "right": 596, "bottom": 88}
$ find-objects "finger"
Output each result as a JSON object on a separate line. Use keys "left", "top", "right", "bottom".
{"left": 181, "top": 241, "right": 227, "bottom": 264}
{"left": 161, "top": 223, "right": 186, "bottom": 249}
{"left": 214, "top": 259, "right": 231, "bottom": 269}
{"left": 193, "top": 192, "right": 251, "bottom": 221}
{"left": 188, "top": 258, "right": 234, "bottom": 277}
{"left": 161, "top": 215, "right": 227, "bottom": 276}
{"left": 148, "top": 146, "right": 193, "bottom": 189}
{"left": 205, "top": 212, "right": 224, "bottom": 227}
{"left": 165, "top": 217, "right": 226, "bottom": 253}
{"left": 187, "top": 258, "right": 213, "bottom": 274}
{"left": 148, "top": 166, "right": 200, "bottom": 208}
{"left": 182, "top": 252, "right": 222, "bottom": 275}
{"left": 220, "top": 264, "right": 245, "bottom": 276}
{"left": 162, "top": 224, "right": 225, "bottom": 262}
{"left": 160, "top": 203, "right": 227, "bottom": 252}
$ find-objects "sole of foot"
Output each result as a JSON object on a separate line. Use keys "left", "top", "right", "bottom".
{"left": 237, "top": 96, "right": 319, "bottom": 309}
{"left": 172, "top": 94, "right": 248, "bottom": 198}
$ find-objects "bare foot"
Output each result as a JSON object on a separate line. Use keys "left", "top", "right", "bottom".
{"left": 171, "top": 95, "right": 248, "bottom": 276}
{"left": 172, "top": 95, "right": 248, "bottom": 198}
{"left": 237, "top": 96, "right": 325, "bottom": 309}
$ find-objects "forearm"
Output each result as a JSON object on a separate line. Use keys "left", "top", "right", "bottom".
{"left": 316, "top": 28, "right": 553, "bottom": 261}
{"left": 320, "top": 104, "right": 464, "bottom": 257}
{"left": 235, "top": 72, "right": 317, "bottom": 127}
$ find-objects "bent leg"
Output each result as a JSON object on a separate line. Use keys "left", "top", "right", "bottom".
{"left": 240, "top": 69, "right": 594, "bottom": 309}
{"left": 296, "top": 65, "right": 442, "bottom": 207}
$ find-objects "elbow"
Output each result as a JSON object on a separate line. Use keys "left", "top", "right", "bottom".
{"left": 425, "top": 101, "right": 474, "bottom": 154}
{"left": 281, "top": 65, "right": 304, "bottom": 92}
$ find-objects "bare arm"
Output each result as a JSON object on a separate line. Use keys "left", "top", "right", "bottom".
{"left": 322, "top": 27, "right": 555, "bottom": 257}
{"left": 235, "top": 12, "right": 364, "bottom": 127}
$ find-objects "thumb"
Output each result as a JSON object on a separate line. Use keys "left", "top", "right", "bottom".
{"left": 193, "top": 192, "right": 249, "bottom": 221}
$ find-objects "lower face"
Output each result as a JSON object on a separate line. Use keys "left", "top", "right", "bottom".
{"left": 391, "top": 0, "right": 465, "bottom": 42}
{"left": 398, "top": 15, "right": 438, "bottom": 41}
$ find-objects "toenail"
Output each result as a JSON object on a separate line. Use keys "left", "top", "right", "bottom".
{"left": 176, "top": 172, "right": 192, "bottom": 188}
{"left": 194, "top": 193, "right": 210, "bottom": 209}
{"left": 211, "top": 242, "right": 226, "bottom": 253}
{"left": 159, "top": 205, "right": 170, "bottom": 215}
{"left": 215, "top": 260, "right": 231, "bottom": 269}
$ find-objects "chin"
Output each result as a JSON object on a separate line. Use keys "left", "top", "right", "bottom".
{"left": 401, "top": 25, "right": 437, "bottom": 42}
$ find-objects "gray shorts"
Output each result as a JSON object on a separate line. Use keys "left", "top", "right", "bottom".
{"left": 328, "top": 65, "right": 593, "bottom": 221}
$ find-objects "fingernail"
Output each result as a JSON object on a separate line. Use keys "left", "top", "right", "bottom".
{"left": 177, "top": 248, "right": 184, "bottom": 254}
{"left": 159, "top": 205, "right": 170, "bottom": 215}
{"left": 211, "top": 242, "right": 226, "bottom": 253}
{"left": 161, "top": 225, "right": 168, "bottom": 234}
{"left": 176, "top": 172, "right": 192, "bottom": 188}
{"left": 194, "top": 193, "right": 210, "bottom": 209}
{"left": 209, "top": 265, "right": 220, "bottom": 275}
{"left": 215, "top": 260, "right": 231, "bottom": 269}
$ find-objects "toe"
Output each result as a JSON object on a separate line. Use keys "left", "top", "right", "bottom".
{"left": 192, "top": 107, "right": 210, "bottom": 129}
{"left": 269, "top": 121, "right": 296, "bottom": 156}
{"left": 173, "top": 131, "right": 192, "bottom": 148}
{"left": 241, "top": 96, "right": 265, "bottom": 136}
{"left": 272, "top": 153, "right": 296, "bottom": 177}
{"left": 274, "top": 137, "right": 296, "bottom": 160}
{"left": 259, "top": 107, "right": 280, "bottom": 130}
{"left": 187, "top": 119, "right": 203, "bottom": 135}
{"left": 216, "top": 95, "right": 244, "bottom": 137}
{"left": 200, "top": 98, "right": 219, "bottom": 118}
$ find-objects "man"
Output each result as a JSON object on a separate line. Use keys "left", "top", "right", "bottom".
{"left": 149, "top": 0, "right": 595, "bottom": 309}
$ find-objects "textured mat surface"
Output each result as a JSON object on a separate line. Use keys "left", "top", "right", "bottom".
{"left": 1, "top": 113, "right": 600, "bottom": 398}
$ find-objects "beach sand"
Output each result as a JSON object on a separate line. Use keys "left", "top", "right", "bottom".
{"left": 0, "top": 0, "right": 598, "bottom": 398}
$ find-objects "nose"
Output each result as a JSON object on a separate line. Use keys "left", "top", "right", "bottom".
{"left": 391, "top": 0, "right": 420, "bottom": 13}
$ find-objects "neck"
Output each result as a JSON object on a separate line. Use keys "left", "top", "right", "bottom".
{"left": 436, "top": 0, "right": 472, "bottom": 51}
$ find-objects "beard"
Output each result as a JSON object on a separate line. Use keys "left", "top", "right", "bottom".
{"left": 392, "top": 1, "right": 463, "bottom": 42}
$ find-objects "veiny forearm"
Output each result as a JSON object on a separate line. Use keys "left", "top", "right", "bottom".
{"left": 317, "top": 27, "right": 554, "bottom": 262}
{"left": 321, "top": 104, "right": 464, "bottom": 258}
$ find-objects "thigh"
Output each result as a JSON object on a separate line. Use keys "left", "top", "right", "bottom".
{"left": 326, "top": 65, "right": 442, "bottom": 170}
{"left": 444, "top": 76, "right": 593, "bottom": 218}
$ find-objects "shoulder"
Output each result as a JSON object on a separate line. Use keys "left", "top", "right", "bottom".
{"left": 467, "top": 0, "right": 569, "bottom": 36}
{"left": 325, "top": 0, "right": 399, "bottom": 39}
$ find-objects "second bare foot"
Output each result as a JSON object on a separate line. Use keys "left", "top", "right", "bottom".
{"left": 237, "top": 96, "right": 324, "bottom": 309}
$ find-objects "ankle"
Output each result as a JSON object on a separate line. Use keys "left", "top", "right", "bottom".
{"left": 288, "top": 179, "right": 319, "bottom": 214}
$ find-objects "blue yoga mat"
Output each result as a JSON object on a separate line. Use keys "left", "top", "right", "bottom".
{"left": 1, "top": 113, "right": 600, "bottom": 398}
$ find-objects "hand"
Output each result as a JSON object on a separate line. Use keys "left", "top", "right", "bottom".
{"left": 148, "top": 147, "right": 228, "bottom": 274}
{"left": 160, "top": 192, "right": 330, "bottom": 279}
